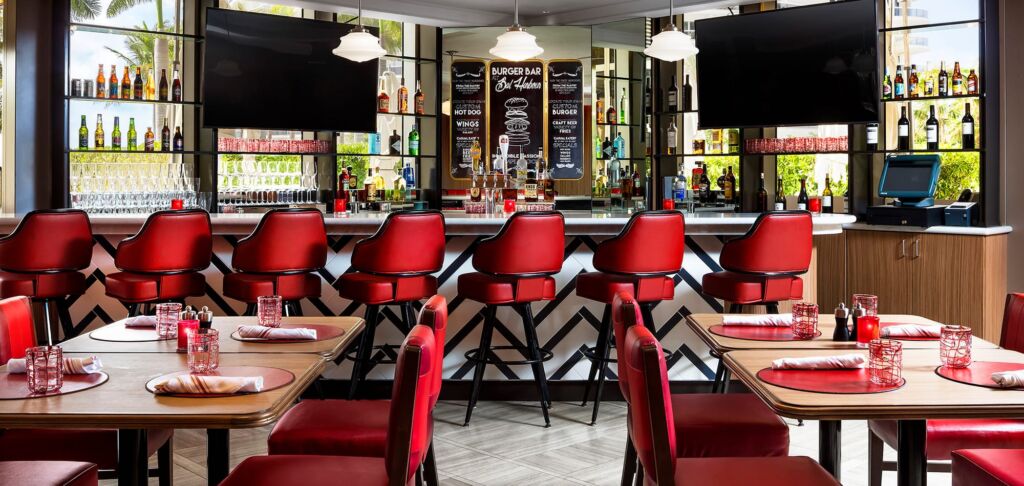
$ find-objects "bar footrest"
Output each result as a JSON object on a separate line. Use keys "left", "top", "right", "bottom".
{"left": 464, "top": 345, "right": 554, "bottom": 366}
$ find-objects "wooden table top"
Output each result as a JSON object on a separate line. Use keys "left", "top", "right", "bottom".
{"left": 686, "top": 314, "right": 999, "bottom": 353}
{"left": 724, "top": 347, "right": 1024, "bottom": 421}
{"left": 0, "top": 352, "right": 325, "bottom": 429}
{"left": 60, "top": 316, "right": 363, "bottom": 359}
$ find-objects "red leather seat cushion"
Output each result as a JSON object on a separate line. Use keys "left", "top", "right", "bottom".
{"left": 337, "top": 273, "right": 437, "bottom": 305}
{"left": 670, "top": 456, "right": 839, "bottom": 486}
{"left": 221, "top": 455, "right": 389, "bottom": 486}
{"left": 673, "top": 393, "right": 789, "bottom": 457}
{"left": 952, "top": 449, "right": 1024, "bottom": 486}
{"left": 104, "top": 271, "right": 205, "bottom": 303}
{"left": 870, "top": 419, "right": 1024, "bottom": 460}
{"left": 457, "top": 272, "right": 555, "bottom": 304}
{"left": 268, "top": 399, "right": 390, "bottom": 456}
{"left": 0, "top": 271, "right": 87, "bottom": 299}
{"left": 0, "top": 460, "right": 98, "bottom": 486}
{"left": 576, "top": 272, "right": 674, "bottom": 304}
{"left": 224, "top": 272, "right": 322, "bottom": 302}
{"left": 701, "top": 271, "right": 802, "bottom": 304}
{"left": 0, "top": 428, "right": 172, "bottom": 470}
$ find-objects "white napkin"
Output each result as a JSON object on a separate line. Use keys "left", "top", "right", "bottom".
{"left": 154, "top": 375, "right": 264, "bottom": 394}
{"left": 771, "top": 354, "right": 866, "bottom": 370}
{"left": 722, "top": 314, "right": 793, "bottom": 327}
{"left": 5, "top": 356, "right": 103, "bottom": 374}
{"left": 124, "top": 315, "right": 158, "bottom": 328}
{"left": 237, "top": 325, "right": 316, "bottom": 341}
{"left": 881, "top": 324, "right": 941, "bottom": 338}
{"left": 991, "top": 370, "right": 1024, "bottom": 388}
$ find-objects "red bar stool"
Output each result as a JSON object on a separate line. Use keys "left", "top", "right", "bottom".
{"left": 576, "top": 210, "right": 683, "bottom": 424}
{"left": 952, "top": 449, "right": 1024, "bottom": 486}
{"left": 460, "top": 211, "right": 564, "bottom": 427}
{"left": 0, "top": 460, "right": 98, "bottom": 486}
{"left": 104, "top": 209, "right": 212, "bottom": 316}
{"left": 339, "top": 210, "right": 446, "bottom": 399}
{"left": 0, "top": 296, "right": 173, "bottom": 484}
{"left": 868, "top": 292, "right": 1024, "bottom": 485}
{"left": 220, "top": 324, "right": 436, "bottom": 486}
{"left": 0, "top": 209, "right": 93, "bottom": 342}
{"left": 621, "top": 322, "right": 839, "bottom": 486}
{"left": 223, "top": 208, "right": 327, "bottom": 316}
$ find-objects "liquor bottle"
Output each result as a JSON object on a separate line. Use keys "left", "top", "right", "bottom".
{"left": 79, "top": 115, "right": 89, "bottom": 150}
{"left": 614, "top": 132, "right": 626, "bottom": 157}
{"left": 723, "top": 166, "right": 736, "bottom": 204}
{"left": 967, "top": 69, "right": 979, "bottom": 95}
{"left": 470, "top": 138, "right": 482, "bottom": 174}
{"left": 158, "top": 69, "right": 169, "bottom": 101}
{"left": 111, "top": 116, "right": 122, "bottom": 150}
{"left": 503, "top": 164, "right": 519, "bottom": 202}
{"left": 414, "top": 80, "right": 425, "bottom": 115}
{"left": 173, "top": 126, "right": 184, "bottom": 152}
{"left": 926, "top": 105, "right": 939, "bottom": 150}
{"left": 109, "top": 65, "right": 119, "bottom": 98}
{"left": 673, "top": 165, "right": 687, "bottom": 202}
{"left": 683, "top": 75, "right": 693, "bottom": 111}
{"left": 369, "top": 132, "right": 381, "bottom": 155}
{"left": 710, "top": 129, "right": 723, "bottom": 154}
{"left": 524, "top": 149, "right": 541, "bottom": 202}
{"left": 882, "top": 68, "right": 892, "bottom": 100}
{"left": 666, "top": 121, "right": 678, "bottom": 155}
{"left": 161, "top": 119, "right": 171, "bottom": 152}
{"left": 608, "top": 148, "right": 621, "bottom": 189}
{"left": 894, "top": 62, "right": 905, "bottom": 99}
{"left": 145, "top": 70, "right": 155, "bottom": 100}
{"left": 938, "top": 61, "right": 949, "bottom": 96}
{"left": 516, "top": 151, "right": 528, "bottom": 197}
{"left": 631, "top": 165, "right": 642, "bottom": 198}
{"left": 698, "top": 168, "right": 711, "bottom": 203}
{"left": 601, "top": 136, "right": 612, "bottom": 160}
{"left": 144, "top": 127, "right": 155, "bottom": 152}
{"left": 797, "top": 178, "right": 809, "bottom": 210}
{"left": 756, "top": 172, "right": 768, "bottom": 213}
{"left": 924, "top": 63, "right": 935, "bottom": 96}
{"left": 667, "top": 75, "right": 678, "bottom": 112}
{"left": 691, "top": 161, "right": 704, "bottom": 191}
{"left": 347, "top": 165, "right": 358, "bottom": 191}
{"left": 126, "top": 118, "right": 137, "bottom": 151}
{"left": 619, "top": 88, "right": 627, "bottom": 125}
{"left": 867, "top": 123, "right": 879, "bottom": 151}
{"left": 643, "top": 77, "right": 652, "bottom": 114}
{"left": 469, "top": 166, "right": 482, "bottom": 202}
{"left": 774, "top": 178, "right": 785, "bottom": 211}
{"left": 133, "top": 66, "right": 144, "bottom": 100}
{"left": 121, "top": 66, "right": 131, "bottom": 99}
{"left": 596, "top": 98, "right": 605, "bottom": 124}
{"left": 364, "top": 170, "right": 378, "bottom": 202}
{"left": 377, "top": 78, "right": 390, "bottom": 113}
{"left": 408, "top": 125, "right": 420, "bottom": 156}
{"left": 172, "top": 63, "right": 182, "bottom": 102}
{"left": 372, "top": 167, "right": 386, "bottom": 200}
{"left": 389, "top": 130, "right": 401, "bottom": 155}
{"left": 96, "top": 64, "right": 106, "bottom": 99}
{"left": 403, "top": 161, "right": 416, "bottom": 188}
{"left": 962, "top": 103, "right": 975, "bottom": 149}
{"left": 339, "top": 167, "right": 350, "bottom": 197}
{"left": 952, "top": 61, "right": 964, "bottom": 95}
{"left": 908, "top": 64, "right": 919, "bottom": 98}
{"left": 728, "top": 129, "right": 740, "bottom": 154}
{"left": 822, "top": 174, "right": 834, "bottom": 214}
{"left": 621, "top": 165, "right": 634, "bottom": 199}
{"left": 898, "top": 106, "right": 910, "bottom": 150}
{"left": 606, "top": 102, "right": 616, "bottom": 126}
{"left": 692, "top": 131, "right": 705, "bottom": 154}
{"left": 397, "top": 78, "right": 409, "bottom": 113}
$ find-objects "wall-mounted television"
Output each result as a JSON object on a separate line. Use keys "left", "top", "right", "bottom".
{"left": 203, "top": 9, "right": 378, "bottom": 132}
{"left": 694, "top": 0, "right": 879, "bottom": 128}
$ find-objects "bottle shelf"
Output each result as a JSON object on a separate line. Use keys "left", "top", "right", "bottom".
{"left": 851, "top": 148, "right": 982, "bottom": 155}
{"left": 67, "top": 149, "right": 198, "bottom": 154}
{"left": 381, "top": 54, "right": 438, "bottom": 64}
{"left": 656, "top": 153, "right": 741, "bottom": 158}
{"left": 595, "top": 75, "right": 642, "bottom": 82}
{"left": 70, "top": 22, "right": 202, "bottom": 40}
{"left": 596, "top": 122, "right": 641, "bottom": 127}
{"left": 745, "top": 151, "right": 850, "bottom": 156}
{"left": 376, "top": 112, "right": 438, "bottom": 118}
{"left": 213, "top": 151, "right": 437, "bottom": 157}
{"left": 878, "top": 19, "right": 982, "bottom": 33}
{"left": 654, "top": 110, "right": 698, "bottom": 116}
{"left": 882, "top": 94, "right": 981, "bottom": 103}
{"left": 66, "top": 96, "right": 200, "bottom": 106}
{"left": 594, "top": 157, "right": 647, "bottom": 162}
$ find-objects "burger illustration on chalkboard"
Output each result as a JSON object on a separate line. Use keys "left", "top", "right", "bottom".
{"left": 504, "top": 97, "right": 531, "bottom": 146}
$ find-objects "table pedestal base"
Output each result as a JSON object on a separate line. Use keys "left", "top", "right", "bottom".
{"left": 818, "top": 420, "right": 841, "bottom": 481}
{"left": 897, "top": 420, "right": 927, "bottom": 486}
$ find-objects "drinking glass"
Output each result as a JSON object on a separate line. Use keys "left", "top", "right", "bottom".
{"left": 26, "top": 346, "right": 63, "bottom": 394}
{"left": 853, "top": 294, "right": 878, "bottom": 316}
{"left": 939, "top": 325, "right": 973, "bottom": 368}
{"left": 187, "top": 328, "right": 220, "bottom": 374}
{"left": 177, "top": 319, "right": 199, "bottom": 352}
{"left": 791, "top": 302, "right": 819, "bottom": 340}
{"left": 869, "top": 339, "right": 903, "bottom": 386}
{"left": 155, "top": 303, "right": 183, "bottom": 339}
{"left": 258, "top": 295, "right": 283, "bottom": 328}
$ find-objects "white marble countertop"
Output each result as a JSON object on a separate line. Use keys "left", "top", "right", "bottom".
{"left": 843, "top": 222, "right": 1013, "bottom": 236}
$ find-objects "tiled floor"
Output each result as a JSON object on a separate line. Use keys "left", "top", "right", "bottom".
{"left": 103, "top": 400, "right": 954, "bottom": 485}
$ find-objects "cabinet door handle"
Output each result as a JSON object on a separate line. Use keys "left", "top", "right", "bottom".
{"left": 913, "top": 239, "right": 920, "bottom": 259}
{"left": 899, "top": 239, "right": 906, "bottom": 258}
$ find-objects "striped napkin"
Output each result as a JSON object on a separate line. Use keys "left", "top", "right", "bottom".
{"left": 722, "top": 314, "right": 793, "bottom": 327}
{"left": 991, "top": 370, "right": 1024, "bottom": 388}
{"left": 124, "top": 315, "right": 158, "bottom": 328}
{"left": 5, "top": 356, "right": 103, "bottom": 374}
{"left": 771, "top": 354, "right": 866, "bottom": 370}
{"left": 881, "top": 324, "right": 941, "bottom": 338}
{"left": 237, "top": 325, "right": 316, "bottom": 341}
{"left": 153, "top": 375, "right": 264, "bottom": 394}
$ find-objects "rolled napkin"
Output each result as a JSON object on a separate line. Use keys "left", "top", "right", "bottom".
{"left": 991, "top": 370, "right": 1024, "bottom": 388}
{"left": 881, "top": 324, "right": 942, "bottom": 338}
{"left": 236, "top": 325, "right": 317, "bottom": 341}
{"left": 124, "top": 315, "right": 158, "bottom": 328}
{"left": 771, "top": 354, "right": 866, "bottom": 370}
{"left": 721, "top": 314, "right": 793, "bottom": 327}
{"left": 153, "top": 375, "right": 264, "bottom": 394}
{"left": 5, "top": 356, "right": 103, "bottom": 374}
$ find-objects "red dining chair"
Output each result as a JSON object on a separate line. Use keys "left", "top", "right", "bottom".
{"left": 951, "top": 449, "right": 1024, "bottom": 486}
{"left": 340, "top": 210, "right": 446, "bottom": 400}
{"left": 610, "top": 291, "right": 790, "bottom": 485}
{"left": 223, "top": 208, "right": 327, "bottom": 316}
{"left": 577, "top": 210, "right": 684, "bottom": 424}
{"left": 267, "top": 294, "right": 447, "bottom": 485}
{"left": 0, "top": 460, "right": 98, "bottom": 486}
{"left": 104, "top": 209, "right": 212, "bottom": 316}
{"left": 0, "top": 209, "right": 93, "bottom": 342}
{"left": 219, "top": 324, "right": 436, "bottom": 486}
{"left": 0, "top": 296, "right": 174, "bottom": 484}
{"left": 868, "top": 292, "right": 1024, "bottom": 485}
{"left": 621, "top": 323, "right": 839, "bottom": 486}
{"left": 459, "top": 211, "right": 564, "bottom": 427}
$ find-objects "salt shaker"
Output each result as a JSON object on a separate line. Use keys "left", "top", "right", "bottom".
{"left": 198, "top": 306, "right": 214, "bottom": 330}
{"left": 833, "top": 303, "right": 850, "bottom": 341}
{"left": 850, "top": 302, "right": 865, "bottom": 342}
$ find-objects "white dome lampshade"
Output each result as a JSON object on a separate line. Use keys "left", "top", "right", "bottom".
{"left": 333, "top": 25, "right": 386, "bottom": 63}
{"left": 490, "top": 0, "right": 543, "bottom": 62}
{"left": 643, "top": 25, "right": 698, "bottom": 62}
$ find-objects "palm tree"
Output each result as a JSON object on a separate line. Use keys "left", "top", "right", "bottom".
{"left": 71, "top": 0, "right": 102, "bottom": 21}
{"left": 106, "top": 0, "right": 167, "bottom": 29}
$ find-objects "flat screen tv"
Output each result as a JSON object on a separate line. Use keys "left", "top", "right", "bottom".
{"left": 695, "top": 0, "right": 878, "bottom": 128}
{"left": 203, "top": 9, "right": 377, "bottom": 132}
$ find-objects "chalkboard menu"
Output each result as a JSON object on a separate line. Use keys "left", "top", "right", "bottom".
{"left": 546, "top": 60, "right": 584, "bottom": 179}
{"left": 450, "top": 60, "right": 487, "bottom": 179}
{"left": 488, "top": 60, "right": 544, "bottom": 174}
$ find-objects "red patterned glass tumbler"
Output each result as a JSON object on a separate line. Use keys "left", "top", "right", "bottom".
{"left": 857, "top": 315, "right": 881, "bottom": 348}
{"left": 188, "top": 328, "right": 220, "bottom": 374}
{"left": 853, "top": 293, "right": 879, "bottom": 316}
{"left": 791, "top": 302, "right": 819, "bottom": 340}
{"left": 939, "top": 325, "right": 972, "bottom": 368}
{"left": 26, "top": 346, "right": 63, "bottom": 394}
{"left": 869, "top": 339, "right": 903, "bottom": 386}
{"left": 258, "top": 295, "right": 283, "bottom": 328}
{"left": 156, "top": 302, "right": 183, "bottom": 339}
{"left": 177, "top": 319, "right": 199, "bottom": 352}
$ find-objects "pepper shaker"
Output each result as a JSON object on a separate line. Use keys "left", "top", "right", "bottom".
{"left": 198, "top": 305, "right": 214, "bottom": 330}
{"left": 850, "top": 302, "right": 865, "bottom": 342}
{"left": 833, "top": 303, "right": 850, "bottom": 341}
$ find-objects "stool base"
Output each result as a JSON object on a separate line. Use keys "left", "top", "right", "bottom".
{"left": 347, "top": 301, "right": 418, "bottom": 400}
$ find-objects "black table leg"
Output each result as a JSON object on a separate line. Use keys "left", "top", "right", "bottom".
{"left": 897, "top": 419, "right": 927, "bottom": 486}
{"left": 117, "top": 429, "right": 148, "bottom": 486}
{"left": 818, "top": 420, "right": 841, "bottom": 481}
{"left": 208, "top": 428, "right": 230, "bottom": 486}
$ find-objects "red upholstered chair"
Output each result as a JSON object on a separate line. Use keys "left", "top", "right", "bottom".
{"left": 610, "top": 291, "right": 791, "bottom": 485}
{"left": 0, "top": 296, "right": 173, "bottom": 484}
{"left": 104, "top": 209, "right": 212, "bottom": 316}
{"left": 459, "top": 211, "right": 564, "bottom": 427}
{"left": 267, "top": 294, "right": 447, "bottom": 485}
{"left": 0, "top": 209, "right": 93, "bottom": 342}
{"left": 340, "top": 210, "right": 445, "bottom": 399}
{"left": 223, "top": 208, "right": 327, "bottom": 316}
{"left": 621, "top": 323, "right": 838, "bottom": 486}
{"left": 868, "top": 292, "right": 1024, "bottom": 486}
{"left": 220, "top": 324, "right": 436, "bottom": 486}
{"left": 0, "top": 460, "right": 98, "bottom": 486}
{"left": 577, "top": 210, "right": 684, "bottom": 424}
{"left": 951, "top": 449, "right": 1024, "bottom": 486}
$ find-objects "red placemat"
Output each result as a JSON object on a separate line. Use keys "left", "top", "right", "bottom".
{"left": 0, "top": 372, "right": 108, "bottom": 400}
{"left": 880, "top": 322, "right": 940, "bottom": 341}
{"left": 757, "top": 367, "right": 904, "bottom": 394}
{"left": 709, "top": 325, "right": 821, "bottom": 341}
{"left": 229, "top": 323, "right": 345, "bottom": 344}
{"left": 935, "top": 361, "right": 1024, "bottom": 390}
{"left": 90, "top": 321, "right": 173, "bottom": 342}
{"left": 144, "top": 366, "right": 295, "bottom": 398}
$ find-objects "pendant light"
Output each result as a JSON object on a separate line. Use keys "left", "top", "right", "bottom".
{"left": 489, "top": 0, "right": 544, "bottom": 62}
{"left": 644, "top": 0, "right": 699, "bottom": 62}
{"left": 332, "top": 0, "right": 386, "bottom": 62}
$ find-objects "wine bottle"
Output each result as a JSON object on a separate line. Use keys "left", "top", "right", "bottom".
{"left": 866, "top": 123, "right": 879, "bottom": 151}
{"left": 774, "top": 177, "right": 785, "bottom": 211}
{"left": 666, "top": 121, "right": 678, "bottom": 155}
{"left": 822, "top": 174, "right": 834, "bottom": 214}
{"left": 962, "top": 103, "right": 975, "bottom": 149}
{"left": 683, "top": 75, "right": 693, "bottom": 111}
{"left": 667, "top": 75, "right": 678, "bottom": 112}
{"left": 926, "top": 105, "right": 939, "bottom": 150}
{"left": 898, "top": 106, "right": 910, "bottom": 150}
{"left": 756, "top": 172, "right": 768, "bottom": 213}
{"left": 938, "top": 61, "right": 949, "bottom": 96}
{"left": 797, "top": 178, "right": 809, "bottom": 211}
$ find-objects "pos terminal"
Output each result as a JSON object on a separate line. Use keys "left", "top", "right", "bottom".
{"left": 865, "top": 155, "right": 945, "bottom": 227}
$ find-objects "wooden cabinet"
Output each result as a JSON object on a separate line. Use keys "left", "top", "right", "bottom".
{"left": 847, "top": 231, "right": 914, "bottom": 313}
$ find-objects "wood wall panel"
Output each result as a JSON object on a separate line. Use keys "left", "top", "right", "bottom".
{"left": 814, "top": 233, "right": 847, "bottom": 310}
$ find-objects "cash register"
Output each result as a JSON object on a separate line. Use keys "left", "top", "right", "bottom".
{"left": 865, "top": 155, "right": 945, "bottom": 227}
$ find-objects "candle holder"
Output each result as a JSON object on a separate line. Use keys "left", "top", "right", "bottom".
{"left": 187, "top": 328, "right": 220, "bottom": 374}
{"left": 853, "top": 294, "right": 879, "bottom": 316}
{"left": 25, "top": 346, "right": 63, "bottom": 394}
{"left": 857, "top": 315, "right": 881, "bottom": 348}
{"left": 791, "top": 302, "right": 819, "bottom": 340}
{"left": 177, "top": 319, "right": 199, "bottom": 352}
{"left": 939, "top": 325, "right": 973, "bottom": 368}
{"left": 155, "top": 302, "right": 183, "bottom": 339}
{"left": 869, "top": 339, "right": 903, "bottom": 386}
{"left": 258, "top": 295, "right": 283, "bottom": 328}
